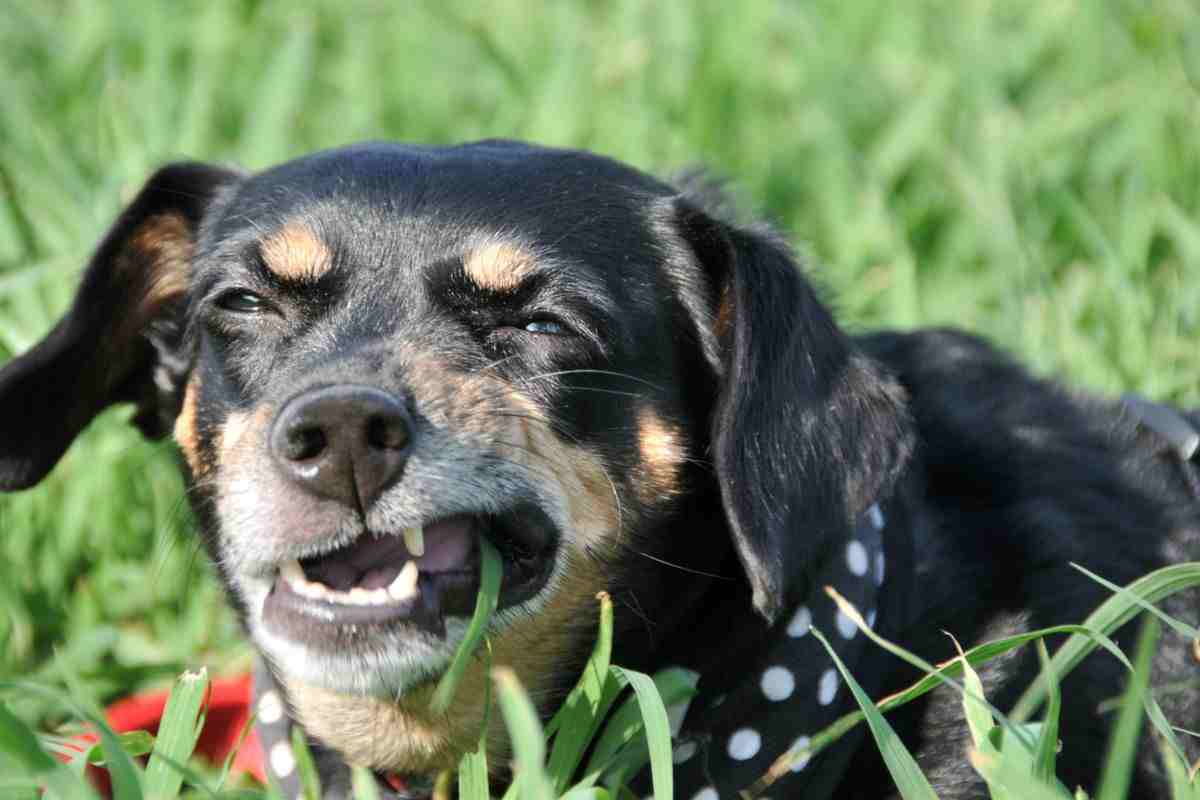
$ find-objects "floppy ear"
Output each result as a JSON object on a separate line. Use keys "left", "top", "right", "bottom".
{"left": 0, "top": 162, "right": 241, "bottom": 490}
{"left": 669, "top": 197, "right": 915, "bottom": 622}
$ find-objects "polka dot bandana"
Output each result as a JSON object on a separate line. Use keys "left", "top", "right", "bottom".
{"left": 645, "top": 499, "right": 913, "bottom": 799}
{"left": 253, "top": 659, "right": 303, "bottom": 799}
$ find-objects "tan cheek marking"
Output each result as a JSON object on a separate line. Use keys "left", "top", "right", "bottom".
{"left": 172, "top": 376, "right": 204, "bottom": 475}
{"left": 287, "top": 383, "right": 620, "bottom": 775}
{"left": 463, "top": 241, "right": 535, "bottom": 292}
{"left": 634, "top": 408, "right": 687, "bottom": 505}
{"left": 217, "top": 406, "right": 273, "bottom": 470}
{"left": 260, "top": 222, "right": 333, "bottom": 282}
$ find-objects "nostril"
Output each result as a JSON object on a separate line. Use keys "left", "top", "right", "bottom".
{"left": 286, "top": 426, "right": 327, "bottom": 461}
{"left": 366, "top": 415, "right": 408, "bottom": 451}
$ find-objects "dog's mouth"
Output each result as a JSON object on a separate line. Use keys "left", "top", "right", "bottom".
{"left": 260, "top": 504, "right": 558, "bottom": 645}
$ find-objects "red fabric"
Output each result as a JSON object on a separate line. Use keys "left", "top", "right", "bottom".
{"left": 49, "top": 672, "right": 266, "bottom": 794}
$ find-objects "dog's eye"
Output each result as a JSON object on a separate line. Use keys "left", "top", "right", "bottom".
{"left": 523, "top": 319, "right": 565, "bottom": 335}
{"left": 216, "top": 290, "right": 270, "bottom": 314}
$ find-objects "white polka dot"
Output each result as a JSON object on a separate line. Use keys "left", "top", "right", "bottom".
{"left": 667, "top": 696, "right": 693, "bottom": 736}
{"left": 727, "top": 727, "right": 762, "bottom": 761}
{"left": 787, "top": 605, "right": 812, "bottom": 637}
{"left": 836, "top": 610, "right": 858, "bottom": 639}
{"left": 760, "top": 666, "right": 795, "bottom": 701}
{"left": 867, "top": 608, "right": 877, "bottom": 628}
{"left": 257, "top": 689, "right": 284, "bottom": 725}
{"left": 692, "top": 788, "right": 718, "bottom": 800}
{"left": 269, "top": 740, "right": 296, "bottom": 777}
{"left": 673, "top": 740, "right": 698, "bottom": 764}
{"left": 846, "top": 540, "right": 869, "bottom": 576}
{"left": 789, "top": 735, "right": 812, "bottom": 772}
{"left": 868, "top": 504, "right": 885, "bottom": 529}
{"left": 874, "top": 551, "right": 886, "bottom": 585}
{"left": 818, "top": 669, "right": 838, "bottom": 706}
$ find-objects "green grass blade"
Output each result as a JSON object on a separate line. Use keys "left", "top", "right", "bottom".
{"left": 608, "top": 667, "right": 673, "bottom": 800}
{"left": 1158, "top": 733, "right": 1200, "bottom": 800}
{"left": 214, "top": 712, "right": 257, "bottom": 791}
{"left": 810, "top": 626, "right": 940, "bottom": 800}
{"left": 493, "top": 667, "right": 553, "bottom": 800}
{"left": 457, "top": 640, "right": 492, "bottom": 800}
{"left": 431, "top": 537, "right": 502, "bottom": 715}
{"left": 969, "top": 749, "right": 1074, "bottom": 800}
{"left": 291, "top": 725, "right": 322, "bottom": 800}
{"left": 1033, "top": 640, "right": 1062, "bottom": 785}
{"left": 947, "top": 634, "right": 995, "bottom": 748}
{"left": 547, "top": 591, "right": 614, "bottom": 791}
{"left": 791, "top": 615, "right": 1184, "bottom": 782}
{"left": 1097, "top": 618, "right": 1158, "bottom": 800}
{"left": 1070, "top": 562, "right": 1199, "bottom": 641}
{"left": 0, "top": 701, "right": 59, "bottom": 772}
{"left": 1012, "top": 563, "right": 1200, "bottom": 721}
{"left": 351, "top": 766, "right": 383, "bottom": 800}
{"left": 144, "top": 667, "right": 209, "bottom": 799}
{"left": 559, "top": 788, "right": 611, "bottom": 800}
{"left": 828, "top": 587, "right": 1033, "bottom": 750}
{"left": 582, "top": 667, "right": 696, "bottom": 791}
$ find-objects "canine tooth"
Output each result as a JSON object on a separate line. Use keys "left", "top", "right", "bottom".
{"left": 403, "top": 526, "right": 425, "bottom": 557}
{"left": 281, "top": 560, "right": 306, "bottom": 587}
{"left": 388, "top": 560, "right": 419, "bottom": 601}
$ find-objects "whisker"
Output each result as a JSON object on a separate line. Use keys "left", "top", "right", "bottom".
{"left": 626, "top": 549, "right": 735, "bottom": 581}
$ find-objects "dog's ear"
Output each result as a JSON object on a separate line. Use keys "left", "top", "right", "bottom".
{"left": 0, "top": 163, "right": 241, "bottom": 490}
{"left": 667, "top": 197, "right": 914, "bottom": 622}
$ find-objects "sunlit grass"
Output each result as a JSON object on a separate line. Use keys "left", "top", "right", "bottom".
{"left": 0, "top": 0, "right": 1197, "bottom": 796}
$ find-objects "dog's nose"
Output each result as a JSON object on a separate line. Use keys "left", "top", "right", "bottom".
{"left": 270, "top": 385, "right": 413, "bottom": 510}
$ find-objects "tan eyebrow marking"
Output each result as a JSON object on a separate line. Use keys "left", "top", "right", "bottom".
{"left": 260, "top": 222, "right": 333, "bottom": 282}
{"left": 462, "top": 241, "right": 536, "bottom": 292}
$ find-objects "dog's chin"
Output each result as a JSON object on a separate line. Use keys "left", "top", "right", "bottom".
{"left": 234, "top": 505, "right": 561, "bottom": 697}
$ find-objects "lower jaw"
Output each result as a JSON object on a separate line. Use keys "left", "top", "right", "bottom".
{"left": 254, "top": 554, "right": 554, "bottom": 668}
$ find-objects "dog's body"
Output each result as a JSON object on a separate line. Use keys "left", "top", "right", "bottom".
{"left": 0, "top": 140, "right": 1195, "bottom": 798}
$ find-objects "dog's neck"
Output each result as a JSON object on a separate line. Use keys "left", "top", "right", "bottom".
{"left": 640, "top": 490, "right": 917, "bottom": 799}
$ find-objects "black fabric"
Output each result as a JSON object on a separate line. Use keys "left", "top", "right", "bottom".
{"left": 633, "top": 499, "right": 914, "bottom": 799}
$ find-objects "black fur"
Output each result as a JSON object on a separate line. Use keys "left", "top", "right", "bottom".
{"left": 0, "top": 141, "right": 1195, "bottom": 798}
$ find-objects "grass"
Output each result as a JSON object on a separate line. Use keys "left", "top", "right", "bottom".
{"left": 0, "top": 0, "right": 1198, "bottom": 796}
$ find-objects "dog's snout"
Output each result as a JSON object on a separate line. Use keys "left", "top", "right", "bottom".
{"left": 270, "top": 385, "right": 412, "bottom": 510}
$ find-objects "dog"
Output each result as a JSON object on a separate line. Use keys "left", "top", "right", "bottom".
{"left": 0, "top": 140, "right": 1196, "bottom": 799}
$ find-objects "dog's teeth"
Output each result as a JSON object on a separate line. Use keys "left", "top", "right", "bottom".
{"left": 348, "top": 587, "right": 373, "bottom": 605}
{"left": 305, "top": 581, "right": 329, "bottom": 599}
{"left": 281, "top": 559, "right": 306, "bottom": 586}
{"left": 403, "top": 526, "right": 425, "bottom": 557}
{"left": 388, "top": 560, "right": 419, "bottom": 601}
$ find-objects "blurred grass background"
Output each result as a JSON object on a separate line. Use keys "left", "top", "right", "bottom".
{"left": 0, "top": 0, "right": 1197, "bottom": 724}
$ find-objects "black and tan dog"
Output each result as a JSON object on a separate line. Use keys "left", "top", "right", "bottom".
{"left": 0, "top": 141, "right": 1197, "bottom": 798}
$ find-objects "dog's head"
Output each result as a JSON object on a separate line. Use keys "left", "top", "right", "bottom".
{"left": 0, "top": 140, "right": 911, "bottom": 773}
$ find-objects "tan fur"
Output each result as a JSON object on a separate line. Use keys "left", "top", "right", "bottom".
{"left": 172, "top": 376, "right": 205, "bottom": 475}
{"left": 463, "top": 241, "right": 536, "bottom": 292}
{"left": 217, "top": 405, "right": 274, "bottom": 470}
{"left": 634, "top": 407, "right": 687, "bottom": 504}
{"left": 283, "top": 368, "right": 619, "bottom": 774}
{"left": 111, "top": 213, "right": 193, "bottom": 351}
{"left": 260, "top": 222, "right": 334, "bottom": 282}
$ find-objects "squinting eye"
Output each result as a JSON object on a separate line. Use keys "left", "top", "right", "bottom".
{"left": 523, "top": 319, "right": 565, "bottom": 335}
{"left": 216, "top": 290, "right": 269, "bottom": 314}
